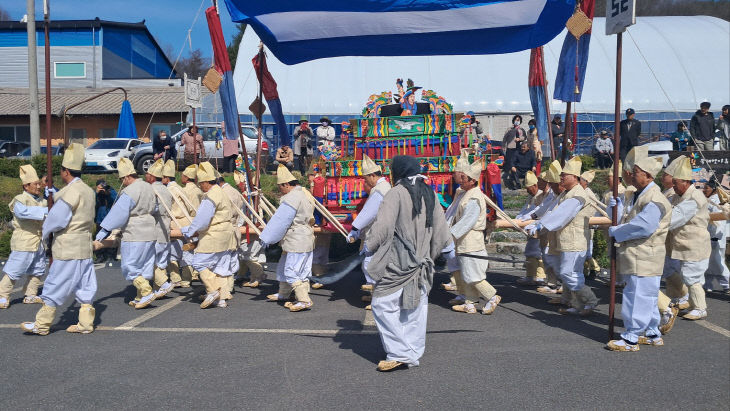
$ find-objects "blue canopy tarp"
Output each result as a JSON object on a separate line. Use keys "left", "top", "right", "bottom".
{"left": 223, "top": 0, "right": 576, "bottom": 65}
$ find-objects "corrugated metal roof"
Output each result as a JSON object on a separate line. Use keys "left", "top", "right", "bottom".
{"left": 0, "top": 87, "right": 201, "bottom": 116}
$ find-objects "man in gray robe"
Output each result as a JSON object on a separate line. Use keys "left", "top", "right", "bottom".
{"left": 363, "top": 156, "right": 452, "bottom": 372}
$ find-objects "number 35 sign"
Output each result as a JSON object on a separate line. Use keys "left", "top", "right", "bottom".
{"left": 605, "top": 0, "right": 636, "bottom": 35}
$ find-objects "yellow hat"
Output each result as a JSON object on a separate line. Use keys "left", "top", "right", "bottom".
{"left": 671, "top": 156, "right": 693, "bottom": 181}
{"left": 197, "top": 162, "right": 217, "bottom": 182}
{"left": 524, "top": 170, "right": 538, "bottom": 187}
{"left": 163, "top": 160, "right": 176, "bottom": 178}
{"left": 182, "top": 164, "right": 197, "bottom": 180}
{"left": 455, "top": 152, "right": 470, "bottom": 173}
{"left": 233, "top": 170, "right": 246, "bottom": 185}
{"left": 361, "top": 154, "right": 381, "bottom": 175}
{"left": 117, "top": 157, "right": 135, "bottom": 178}
{"left": 61, "top": 143, "right": 85, "bottom": 171}
{"left": 147, "top": 159, "right": 164, "bottom": 178}
{"left": 276, "top": 165, "right": 297, "bottom": 185}
{"left": 545, "top": 160, "right": 562, "bottom": 183}
{"left": 580, "top": 169, "right": 595, "bottom": 183}
{"left": 561, "top": 156, "right": 582, "bottom": 177}
{"left": 539, "top": 170, "right": 548, "bottom": 181}
{"left": 608, "top": 161, "right": 622, "bottom": 177}
{"left": 663, "top": 155, "right": 685, "bottom": 177}
{"left": 19, "top": 164, "right": 40, "bottom": 185}
{"left": 635, "top": 156, "right": 663, "bottom": 177}
{"left": 213, "top": 168, "right": 222, "bottom": 181}
{"left": 464, "top": 159, "right": 483, "bottom": 181}
{"left": 624, "top": 145, "right": 648, "bottom": 172}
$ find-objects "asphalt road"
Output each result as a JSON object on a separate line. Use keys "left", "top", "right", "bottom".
{"left": 0, "top": 262, "right": 728, "bottom": 410}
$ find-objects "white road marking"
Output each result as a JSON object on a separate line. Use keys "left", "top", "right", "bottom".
{"left": 115, "top": 295, "right": 185, "bottom": 330}
{"left": 97, "top": 326, "right": 377, "bottom": 335}
{"left": 694, "top": 319, "right": 730, "bottom": 338}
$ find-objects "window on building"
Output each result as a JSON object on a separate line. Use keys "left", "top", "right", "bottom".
{"left": 54, "top": 62, "right": 86, "bottom": 79}
{"left": 0, "top": 125, "right": 31, "bottom": 142}
{"left": 69, "top": 128, "right": 87, "bottom": 144}
{"left": 99, "top": 128, "right": 117, "bottom": 139}
{"left": 0, "top": 126, "right": 15, "bottom": 141}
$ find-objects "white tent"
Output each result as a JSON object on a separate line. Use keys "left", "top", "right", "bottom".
{"left": 233, "top": 16, "right": 728, "bottom": 116}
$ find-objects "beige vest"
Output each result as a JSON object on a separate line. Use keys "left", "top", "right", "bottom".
{"left": 361, "top": 178, "right": 391, "bottom": 242}
{"left": 151, "top": 181, "right": 172, "bottom": 243}
{"left": 166, "top": 181, "right": 194, "bottom": 229}
{"left": 667, "top": 185, "right": 711, "bottom": 261}
{"left": 196, "top": 184, "right": 236, "bottom": 253}
{"left": 183, "top": 182, "right": 203, "bottom": 210}
{"left": 554, "top": 184, "right": 592, "bottom": 252}
{"left": 617, "top": 183, "right": 672, "bottom": 276}
{"left": 453, "top": 187, "right": 487, "bottom": 253}
{"left": 280, "top": 186, "right": 315, "bottom": 253}
{"left": 52, "top": 179, "right": 95, "bottom": 260}
{"left": 221, "top": 183, "right": 244, "bottom": 243}
{"left": 120, "top": 179, "right": 156, "bottom": 242}
{"left": 663, "top": 187, "right": 675, "bottom": 202}
{"left": 9, "top": 191, "right": 47, "bottom": 252}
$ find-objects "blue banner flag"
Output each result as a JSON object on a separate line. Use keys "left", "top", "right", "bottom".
{"left": 223, "top": 0, "right": 575, "bottom": 65}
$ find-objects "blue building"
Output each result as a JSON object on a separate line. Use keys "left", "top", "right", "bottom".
{"left": 0, "top": 19, "right": 187, "bottom": 145}
{"left": 0, "top": 18, "right": 178, "bottom": 88}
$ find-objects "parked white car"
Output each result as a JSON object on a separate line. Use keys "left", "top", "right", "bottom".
{"left": 84, "top": 138, "right": 144, "bottom": 173}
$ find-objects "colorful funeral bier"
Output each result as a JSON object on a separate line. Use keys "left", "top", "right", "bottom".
{"left": 316, "top": 80, "right": 505, "bottom": 230}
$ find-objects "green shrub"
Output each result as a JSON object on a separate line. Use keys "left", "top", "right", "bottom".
{"left": 0, "top": 230, "right": 12, "bottom": 259}
{"left": 579, "top": 155, "right": 595, "bottom": 171}
{"left": 0, "top": 155, "right": 62, "bottom": 178}
{"left": 592, "top": 228, "right": 609, "bottom": 269}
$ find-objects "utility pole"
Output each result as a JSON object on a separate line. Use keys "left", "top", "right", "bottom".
{"left": 27, "top": 0, "right": 41, "bottom": 155}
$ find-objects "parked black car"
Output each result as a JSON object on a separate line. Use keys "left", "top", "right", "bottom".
{"left": 0, "top": 140, "right": 30, "bottom": 157}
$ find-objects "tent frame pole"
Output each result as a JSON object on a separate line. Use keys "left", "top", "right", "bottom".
{"left": 62, "top": 87, "right": 127, "bottom": 146}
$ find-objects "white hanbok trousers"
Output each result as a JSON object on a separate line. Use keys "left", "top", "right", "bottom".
{"left": 40, "top": 258, "right": 96, "bottom": 307}
{"left": 372, "top": 287, "right": 428, "bottom": 367}
{"left": 275, "top": 251, "right": 313, "bottom": 284}
{"left": 706, "top": 240, "right": 730, "bottom": 289}
{"left": 120, "top": 241, "right": 155, "bottom": 281}
{"left": 154, "top": 242, "right": 170, "bottom": 269}
{"left": 620, "top": 275, "right": 661, "bottom": 343}
{"left": 3, "top": 246, "right": 46, "bottom": 279}
{"left": 193, "top": 250, "right": 238, "bottom": 277}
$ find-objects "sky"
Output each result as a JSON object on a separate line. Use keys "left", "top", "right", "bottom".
{"left": 3, "top": 0, "right": 239, "bottom": 59}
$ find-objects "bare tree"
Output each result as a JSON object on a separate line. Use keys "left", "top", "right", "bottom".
{"left": 0, "top": 6, "right": 11, "bottom": 21}
{"left": 176, "top": 49, "right": 210, "bottom": 79}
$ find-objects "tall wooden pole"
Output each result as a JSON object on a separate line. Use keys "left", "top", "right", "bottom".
{"left": 253, "top": 45, "right": 265, "bottom": 213}
{"left": 562, "top": 102, "right": 572, "bottom": 166}
{"left": 44, "top": 0, "right": 53, "bottom": 206}
{"left": 609, "top": 32, "right": 623, "bottom": 339}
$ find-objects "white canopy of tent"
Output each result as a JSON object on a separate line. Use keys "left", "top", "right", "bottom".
{"left": 232, "top": 16, "right": 729, "bottom": 115}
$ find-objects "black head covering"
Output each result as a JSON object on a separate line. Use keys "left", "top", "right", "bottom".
{"left": 390, "top": 155, "right": 435, "bottom": 228}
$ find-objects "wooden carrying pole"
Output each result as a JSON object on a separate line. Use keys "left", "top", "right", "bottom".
{"left": 609, "top": 32, "right": 623, "bottom": 340}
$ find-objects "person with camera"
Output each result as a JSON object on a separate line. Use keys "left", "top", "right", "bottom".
{"left": 153, "top": 130, "right": 177, "bottom": 162}
{"left": 94, "top": 179, "right": 117, "bottom": 263}
{"left": 293, "top": 119, "right": 313, "bottom": 174}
